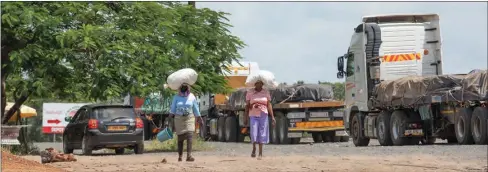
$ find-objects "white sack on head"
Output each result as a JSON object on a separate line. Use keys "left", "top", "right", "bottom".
{"left": 166, "top": 68, "right": 198, "bottom": 90}
{"left": 245, "top": 70, "right": 278, "bottom": 88}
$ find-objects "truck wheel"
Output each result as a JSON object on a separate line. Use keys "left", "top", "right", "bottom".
{"left": 377, "top": 111, "right": 393, "bottom": 146}
{"left": 390, "top": 110, "right": 408, "bottom": 146}
{"left": 455, "top": 108, "right": 474, "bottom": 144}
{"left": 321, "top": 131, "right": 332, "bottom": 142}
{"left": 312, "top": 133, "right": 323, "bottom": 143}
{"left": 471, "top": 107, "right": 488, "bottom": 145}
{"left": 351, "top": 113, "right": 370, "bottom": 146}
{"left": 420, "top": 137, "right": 436, "bottom": 145}
{"left": 225, "top": 116, "right": 238, "bottom": 142}
{"left": 198, "top": 116, "right": 207, "bottom": 140}
{"left": 290, "top": 138, "right": 301, "bottom": 144}
{"left": 277, "top": 114, "right": 290, "bottom": 144}
{"left": 217, "top": 117, "right": 226, "bottom": 142}
{"left": 269, "top": 116, "right": 279, "bottom": 144}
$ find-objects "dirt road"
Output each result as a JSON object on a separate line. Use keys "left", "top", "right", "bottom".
{"left": 26, "top": 139, "right": 487, "bottom": 172}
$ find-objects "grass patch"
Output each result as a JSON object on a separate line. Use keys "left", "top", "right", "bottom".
{"left": 144, "top": 135, "right": 212, "bottom": 152}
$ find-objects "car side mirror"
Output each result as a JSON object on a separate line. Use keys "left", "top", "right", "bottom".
{"left": 64, "top": 116, "right": 72, "bottom": 122}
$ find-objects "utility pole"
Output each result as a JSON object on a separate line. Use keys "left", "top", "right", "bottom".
{"left": 188, "top": 1, "right": 195, "bottom": 8}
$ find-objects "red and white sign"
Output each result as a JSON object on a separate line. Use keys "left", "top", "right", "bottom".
{"left": 42, "top": 103, "right": 88, "bottom": 134}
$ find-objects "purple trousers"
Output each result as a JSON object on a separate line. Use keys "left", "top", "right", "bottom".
{"left": 250, "top": 112, "right": 269, "bottom": 144}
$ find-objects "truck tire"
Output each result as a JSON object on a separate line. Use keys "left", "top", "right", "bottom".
{"left": 377, "top": 111, "right": 393, "bottom": 146}
{"left": 390, "top": 110, "right": 408, "bottom": 146}
{"left": 471, "top": 107, "right": 488, "bottom": 145}
{"left": 290, "top": 138, "right": 301, "bottom": 144}
{"left": 217, "top": 117, "right": 226, "bottom": 142}
{"left": 277, "top": 114, "right": 290, "bottom": 144}
{"left": 351, "top": 113, "right": 370, "bottom": 146}
{"left": 269, "top": 116, "right": 279, "bottom": 144}
{"left": 321, "top": 131, "right": 333, "bottom": 142}
{"left": 420, "top": 137, "right": 436, "bottom": 145}
{"left": 198, "top": 116, "right": 207, "bottom": 140}
{"left": 312, "top": 133, "right": 323, "bottom": 143}
{"left": 225, "top": 116, "right": 238, "bottom": 142}
{"left": 455, "top": 108, "right": 474, "bottom": 144}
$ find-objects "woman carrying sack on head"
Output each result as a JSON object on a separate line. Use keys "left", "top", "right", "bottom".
{"left": 243, "top": 79, "right": 276, "bottom": 160}
{"left": 169, "top": 83, "right": 202, "bottom": 162}
{"left": 167, "top": 68, "right": 202, "bottom": 162}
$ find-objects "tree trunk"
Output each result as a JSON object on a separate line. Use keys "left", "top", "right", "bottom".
{"left": 2, "top": 93, "right": 30, "bottom": 124}
{"left": 1, "top": 74, "right": 6, "bottom": 119}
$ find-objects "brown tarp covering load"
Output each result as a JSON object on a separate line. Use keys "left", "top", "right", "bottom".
{"left": 370, "top": 70, "right": 488, "bottom": 108}
{"left": 228, "top": 84, "right": 334, "bottom": 108}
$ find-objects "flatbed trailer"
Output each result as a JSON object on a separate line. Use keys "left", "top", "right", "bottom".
{"left": 199, "top": 100, "right": 349, "bottom": 144}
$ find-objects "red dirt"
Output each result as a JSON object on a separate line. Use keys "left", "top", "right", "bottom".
{"left": 1, "top": 151, "right": 65, "bottom": 172}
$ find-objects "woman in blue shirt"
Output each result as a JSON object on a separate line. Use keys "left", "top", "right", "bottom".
{"left": 170, "top": 83, "right": 202, "bottom": 162}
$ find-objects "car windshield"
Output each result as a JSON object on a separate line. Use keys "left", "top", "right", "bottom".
{"left": 93, "top": 107, "right": 135, "bottom": 121}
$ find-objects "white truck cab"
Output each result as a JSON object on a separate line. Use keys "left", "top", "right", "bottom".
{"left": 337, "top": 14, "right": 444, "bottom": 146}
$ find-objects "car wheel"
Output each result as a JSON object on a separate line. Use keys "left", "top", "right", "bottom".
{"left": 115, "top": 148, "right": 125, "bottom": 155}
{"left": 81, "top": 135, "right": 92, "bottom": 155}
{"left": 63, "top": 136, "right": 73, "bottom": 154}
{"left": 134, "top": 143, "right": 144, "bottom": 154}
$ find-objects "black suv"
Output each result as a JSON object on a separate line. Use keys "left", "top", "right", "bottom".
{"left": 62, "top": 104, "right": 144, "bottom": 155}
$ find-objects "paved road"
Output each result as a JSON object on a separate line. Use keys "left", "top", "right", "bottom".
{"left": 28, "top": 138, "right": 487, "bottom": 172}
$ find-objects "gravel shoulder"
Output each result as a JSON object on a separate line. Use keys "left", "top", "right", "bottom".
{"left": 25, "top": 138, "right": 487, "bottom": 172}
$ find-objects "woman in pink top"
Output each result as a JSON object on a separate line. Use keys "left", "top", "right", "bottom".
{"left": 244, "top": 80, "right": 275, "bottom": 160}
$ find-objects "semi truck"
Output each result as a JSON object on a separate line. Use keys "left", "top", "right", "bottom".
{"left": 198, "top": 61, "right": 349, "bottom": 144}
{"left": 336, "top": 13, "right": 488, "bottom": 146}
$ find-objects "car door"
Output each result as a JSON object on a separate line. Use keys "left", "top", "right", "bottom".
{"left": 64, "top": 111, "right": 81, "bottom": 144}
{"left": 73, "top": 108, "right": 88, "bottom": 145}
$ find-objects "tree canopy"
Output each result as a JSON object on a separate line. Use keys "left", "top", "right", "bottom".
{"left": 1, "top": 2, "right": 245, "bottom": 117}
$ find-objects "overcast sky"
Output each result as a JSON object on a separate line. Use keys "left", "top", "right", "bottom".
{"left": 198, "top": 2, "right": 488, "bottom": 84}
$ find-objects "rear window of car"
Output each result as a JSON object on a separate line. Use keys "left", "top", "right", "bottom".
{"left": 93, "top": 107, "right": 135, "bottom": 120}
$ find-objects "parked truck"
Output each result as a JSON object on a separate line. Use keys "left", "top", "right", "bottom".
{"left": 336, "top": 13, "right": 488, "bottom": 147}
{"left": 198, "top": 61, "right": 349, "bottom": 144}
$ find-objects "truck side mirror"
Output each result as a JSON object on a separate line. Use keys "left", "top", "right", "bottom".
{"left": 337, "top": 56, "right": 345, "bottom": 79}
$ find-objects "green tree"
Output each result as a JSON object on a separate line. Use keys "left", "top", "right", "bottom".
{"left": 319, "top": 81, "right": 345, "bottom": 101}
{"left": 1, "top": 2, "right": 245, "bottom": 120}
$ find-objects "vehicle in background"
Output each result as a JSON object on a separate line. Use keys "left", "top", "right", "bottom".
{"left": 124, "top": 92, "right": 173, "bottom": 140}
{"left": 198, "top": 62, "right": 349, "bottom": 144}
{"left": 63, "top": 104, "right": 145, "bottom": 155}
{"left": 337, "top": 13, "right": 488, "bottom": 147}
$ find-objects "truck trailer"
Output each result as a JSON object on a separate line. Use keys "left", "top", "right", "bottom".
{"left": 336, "top": 13, "right": 488, "bottom": 146}
{"left": 198, "top": 62, "right": 349, "bottom": 144}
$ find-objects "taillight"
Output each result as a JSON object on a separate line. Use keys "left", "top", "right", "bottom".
{"left": 88, "top": 119, "right": 98, "bottom": 129}
{"left": 136, "top": 118, "right": 144, "bottom": 128}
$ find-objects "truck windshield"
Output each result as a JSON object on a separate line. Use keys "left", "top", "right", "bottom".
{"left": 93, "top": 107, "right": 135, "bottom": 121}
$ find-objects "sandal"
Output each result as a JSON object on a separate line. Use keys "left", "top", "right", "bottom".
{"left": 257, "top": 155, "right": 262, "bottom": 160}
{"left": 178, "top": 157, "right": 182, "bottom": 162}
{"left": 251, "top": 153, "right": 256, "bottom": 158}
{"left": 186, "top": 156, "right": 195, "bottom": 162}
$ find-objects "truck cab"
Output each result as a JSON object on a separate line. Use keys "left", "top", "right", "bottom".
{"left": 337, "top": 14, "right": 444, "bottom": 146}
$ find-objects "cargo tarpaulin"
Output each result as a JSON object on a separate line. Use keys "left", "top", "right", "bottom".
{"left": 228, "top": 84, "right": 335, "bottom": 109}
{"left": 370, "top": 70, "right": 488, "bottom": 108}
